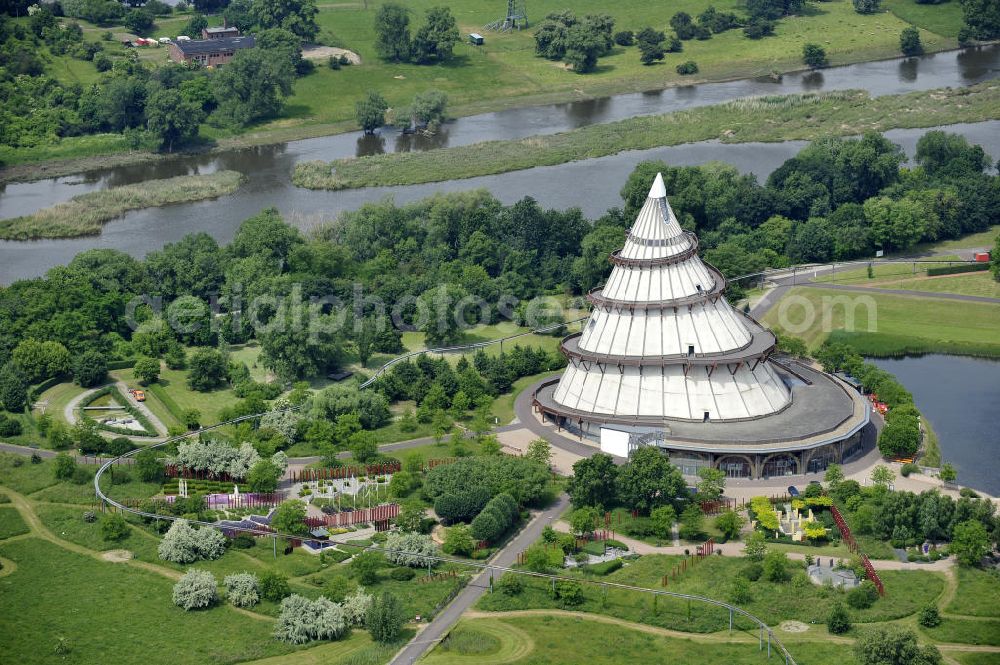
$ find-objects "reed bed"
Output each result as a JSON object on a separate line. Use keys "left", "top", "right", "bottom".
{"left": 293, "top": 82, "right": 1000, "bottom": 191}
{"left": 0, "top": 170, "right": 244, "bottom": 239}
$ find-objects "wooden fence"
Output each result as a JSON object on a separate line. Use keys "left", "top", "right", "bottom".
{"left": 831, "top": 504, "right": 884, "bottom": 596}
{"left": 304, "top": 503, "right": 400, "bottom": 528}
{"left": 290, "top": 461, "right": 401, "bottom": 483}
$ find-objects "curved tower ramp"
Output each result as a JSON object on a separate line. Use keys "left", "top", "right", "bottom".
{"left": 552, "top": 173, "right": 792, "bottom": 433}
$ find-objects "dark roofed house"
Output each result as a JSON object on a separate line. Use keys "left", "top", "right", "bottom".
{"left": 203, "top": 24, "right": 240, "bottom": 39}
{"left": 168, "top": 35, "right": 255, "bottom": 67}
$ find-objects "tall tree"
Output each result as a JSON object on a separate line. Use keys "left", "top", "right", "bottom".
{"left": 374, "top": 3, "right": 411, "bottom": 62}
{"left": 355, "top": 90, "right": 389, "bottom": 134}
{"left": 251, "top": 0, "right": 319, "bottom": 40}
{"left": 212, "top": 49, "right": 293, "bottom": 128}
{"left": 146, "top": 87, "right": 205, "bottom": 152}
{"left": 412, "top": 6, "right": 459, "bottom": 63}
{"left": 616, "top": 446, "right": 687, "bottom": 514}
{"left": 567, "top": 453, "right": 618, "bottom": 508}
{"left": 959, "top": 0, "right": 1000, "bottom": 39}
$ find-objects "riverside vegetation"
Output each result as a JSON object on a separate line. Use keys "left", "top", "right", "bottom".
{"left": 1, "top": 0, "right": 994, "bottom": 172}
{"left": 293, "top": 82, "right": 1000, "bottom": 190}
{"left": 0, "top": 170, "right": 244, "bottom": 240}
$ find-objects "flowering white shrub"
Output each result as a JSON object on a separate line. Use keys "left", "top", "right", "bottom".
{"left": 342, "top": 586, "right": 373, "bottom": 626}
{"left": 223, "top": 572, "right": 260, "bottom": 608}
{"left": 274, "top": 594, "right": 348, "bottom": 644}
{"left": 384, "top": 532, "right": 437, "bottom": 568}
{"left": 158, "top": 520, "right": 227, "bottom": 563}
{"left": 172, "top": 569, "right": 217, "bottom": 610}
{"left": 170, "top": 439, "right": 261, "bottom": 479}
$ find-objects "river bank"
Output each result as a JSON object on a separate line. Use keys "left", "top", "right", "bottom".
{"left": 871, "top": 355, "right": 1000, "bottom": 495}
{"left": 294, "top": 82, "right": 1000, "bottom": 190}
{"left": 0, "top": 171, "right": 244, "bottom": 240}
{"left": 3, "top": 121, "right": 999, "bottom": 284}
{"left": 2, "top": 44, "right": 997, "bottom": 188}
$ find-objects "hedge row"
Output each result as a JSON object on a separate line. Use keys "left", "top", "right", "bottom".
{"left": 81, "top": 385, "right": 158, "bottom": 437}
{"left": 925, "top": 263, "right": 989, "bottom": 276}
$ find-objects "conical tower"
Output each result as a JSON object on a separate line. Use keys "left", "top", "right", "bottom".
{"left": 551, "top": 173, "right": 791, "bottom": 422}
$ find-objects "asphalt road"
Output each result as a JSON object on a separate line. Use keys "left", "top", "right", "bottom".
{"left": 388, "top": 493, "right": 570, "bottom": 665}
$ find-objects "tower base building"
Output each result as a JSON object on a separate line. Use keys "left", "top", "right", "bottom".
{"left": 532, "top": 174, "right": 871, "bottom": 479}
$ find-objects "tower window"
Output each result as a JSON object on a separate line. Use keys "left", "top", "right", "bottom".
{"left": 703, "top": 411, "right": 710, "bottom": 422}
{"left": 688, "top": 345, "right": 695, "bottom": 356}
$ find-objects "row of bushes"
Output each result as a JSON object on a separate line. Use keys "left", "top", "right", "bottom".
{"left": 470, "top": 493, "right": 519, "bottom": 544}
{"left": 925, "top": 262, "right": 989, "bottom": 276}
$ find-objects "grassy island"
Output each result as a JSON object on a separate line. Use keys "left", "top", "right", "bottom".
{"left": 293, "top": 83, "right": 1000, "bottom": 191}
{"left": 0, "top": 170, "right": 244, "bottom": 240}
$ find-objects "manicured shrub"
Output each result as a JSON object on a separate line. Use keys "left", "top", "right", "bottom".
{"left": 554, "top": 580, "right": 584, "bottom": 605}
{"left": 367, "top": 591, "right": 405, "bottom": 643}
{"left": 260, "top": 571, "right": 292, "bottom": 601}
{"left": 274, "top": 594, "right": 348, "bottom": 644}
{"left": 0, "top": 414, "right": 23, "bottom": 437}
{"left": 729, "top": 576, "right": 753, "bottom": 604}
{"left": 763, "top": 551, "right": 790, "bottom": 582}
{"left": 497, "top": 574, "right": 525, "bottom": 595}
{"left": 741, "top": 563, "right": 763, "bottom": 581}
{"left": 847, "top": 580, "right": 879, "bottom": 609}
{"left": 676, "top": 60, "right": 698, "bottom": 75}
{"left": 919, "top": 604, "right": 941, "bottom": 628}
{"left": 390, "top": 566, "right": 416, "bottom": 581}
{"left": 224, "top": 572, "right": 260, "bottom": 608}
{"left": 343, "top": 587, "right": 373, "bottom": 626}
{"left": 158, "top": 520, "right": 226, "bottom": 563}
{"left": 384, "top": 532, "right": 437, "bottom": 568}
{"left": 614, "top": 30, "right": 634, "bottom": 46}
{"left": 101, "top": 513, "right": 130, "bottom": 542}
{"left": 828, "top": 603, "right": 852, "bottom": 634}
{"left": 173, "top": 569, "right": 218, "bottom": 610}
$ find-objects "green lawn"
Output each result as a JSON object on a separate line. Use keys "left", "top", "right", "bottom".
{"left": 814, "top": 256, "right": 963, "bottom": 284}
{"left": 946, "top": 567, "right": 1000, "bottom": 618}
{"left": 762, "top": 287, "right": 1000, "bottom": 356}
{"left": 0, "top": 506, "right": 29, "bottom": 539}
{"left": 953, "top": 654, "right": 1000, "bottom": 665}
{"left": 0, "top": 454, "right": 60, "bottom": 495}
{"left": 0, "top": 538, "right": 301, "bottom": 664}
{"left": 859, "top": 272, "right": 1000, "bottom": 299}
{"left": 917, "top": 224, "right": 1000, "bottom": 254}
{"left": 480, "top": 553, "right": 944, "bottom": 631}
{"left": 425, "top": 614, "right": 849, "bottom": 665}
{"left": 883, "top": 0, "right": 966, "bottom": 38}
{"left": 35, "top": 380, "right": 91, "bottom": 429}
{"left": 4, "top": 0, "right": 965, "bottom": 168}
{"left": 922, "top": 618, "right": 1000, "bottom": 646}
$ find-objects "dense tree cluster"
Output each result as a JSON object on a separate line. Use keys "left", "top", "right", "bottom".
{"left": 424, "top": 456, "right": 549, "bottom": 523}
{"left": 0, "top": 3, "right": 316, "bottom": 156}
{"left": 832, "top": 479, "right": 998, "bottom": 553}
{"left": 567, "top": 447, "right": 688, "bottom": 514}
{"left": 534, "top": 11, "right": 616, "bottom": 73}
{"left": 814, "top": 342, "right": 925, "bottom": 457}
{"left": 373, "top": 3, "right": 459, "bottom": 64}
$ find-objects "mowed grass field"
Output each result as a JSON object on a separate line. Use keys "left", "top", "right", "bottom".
{"left": 761, "top": 286, "right": 1000, "bottom": 355}
{"left": 3, "top": 0, "right": 965, "bottom": 167}
{"left": 426, "top": 614, "right": 848, "bottom": 665}
{"left": 265, "top": 0, "right": 959, "bottom": 135}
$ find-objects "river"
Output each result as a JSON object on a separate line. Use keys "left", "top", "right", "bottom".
{"left": 1, "top": 45, "right": 999, "bottom": 283}
{"left": 871, "top": 355, "right": 1000, "bottom": 496}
